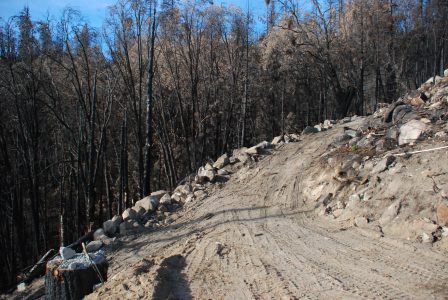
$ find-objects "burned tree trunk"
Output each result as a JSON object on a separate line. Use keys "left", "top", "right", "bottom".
{"left": 45, "top": 254, "right": 107, "bottom": 300}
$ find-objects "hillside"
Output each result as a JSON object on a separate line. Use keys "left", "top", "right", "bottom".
{"left": 6, "top": 75, "right": 448, "bottom": 299}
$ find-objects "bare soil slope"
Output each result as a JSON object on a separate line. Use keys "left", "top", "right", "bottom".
{"left": 87, "top": 117, "right": 448, "bottom": 299}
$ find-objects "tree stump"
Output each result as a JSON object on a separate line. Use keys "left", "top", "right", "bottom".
{"left": 45, "top": 252, "right": 108, "bottom": 300}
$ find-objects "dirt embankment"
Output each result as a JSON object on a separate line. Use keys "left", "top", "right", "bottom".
{"left": 88, "top": 98, "right": 448, "bottom": 299}
{"left": 7, "top": 76, "right": 448, "bottom": 300}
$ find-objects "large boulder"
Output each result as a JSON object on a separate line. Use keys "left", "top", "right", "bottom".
{"left": 197, "top": 166, "right": 216, "bottom": 183}
{"left": 86, "top": 241, "right": 103, "bottom": 253}
{"left": 135, "top": 196, "right": 159, "bottom": 212}
{"left": 232, "top": 148, "right": 250, "bottom": 163}
{"left": 174, "top": 184, "right": 191, "bottom": 196}
{"left": 122, "top": 208, "right": 138, "bottom": 221}
{"left": 398, "top": 119, "right": 428, "bottom": 145}
{"left": 159, "top": 193, "right": 172, "bottom": 205}
{"left": 272, "top": 135, "right": 283, "bottom": 145}
{"left": 150, "top": 190, "right": 169, "bottom": 200}
{"left": 245, "top": 141, "right": 271, "bottom": 155}
{"left": 103, "top": 220, "right": 117, "bottom": 236}
{"left": 213, "top": 153, "right": 230, "bottom": 169}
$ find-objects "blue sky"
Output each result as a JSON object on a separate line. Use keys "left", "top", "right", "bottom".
{"left": 0, "top": 0, "right": 267, "bottom": 29}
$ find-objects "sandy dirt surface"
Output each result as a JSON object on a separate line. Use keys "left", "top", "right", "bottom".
{"left": 87, "top": 120, "right": 448, "bottom": 300}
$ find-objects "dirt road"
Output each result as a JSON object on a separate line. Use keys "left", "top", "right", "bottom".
{"left": 89, "top": 127, "right": 448, "bottom": 300}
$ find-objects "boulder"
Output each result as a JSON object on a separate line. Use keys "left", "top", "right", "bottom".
{"left": 175, "top": 184, "right": 191, "bottom": 196}
{"left": 437, "top": 204, "right": 448, "bottom": 226}
{"left": 379, "top": 200, "right": 401, "bottom": 226}
{"left": 344, "top": 128, "right": 361, "bottom": 138}
{"left": 103, "top": 220, "right": 118, "bottom": 236}
{"left": 122, "top": 208, "right": 138, "bottom": 221}
{"left": 229, "top": 156, "right": 239, "bottom": 164}
{"left": 302, "top": 126, "right": 318, "bottom": 134}
{"left": 204, "top": 163, "right": 214, "bottom": 170}
{"left": 286, "top": 133, "right": 300, "bottom": 142}
{"left": 314, "top": 124, "right": 325, "bottom": 132}
{"left": 171, "top": 192, "right": 183, "bottom": 203}
{"left": 135, "top": 196, "right": 159, "bottom": 212}
{"left": 245, "top": 141, "right": 270, "bottom": 155}
{"left": 323, "top": 120, "right": 333, "bottom": 129}
{"left": 213, "top": 153, "right": 230, "bottom": 169}
{"left": 197, "top": 166, "right": 216, "bottom": 183}
{"left": 86, "top": 241, "right": 103, "bottom": 253}
{"left": 159, "top": 193, "right": 172, "bottom": 205}
{"left": 119, "top": 220, "right": 141, "bottom": 235}
{"left": 135, "top": 206, "right": 146, "bottom": 217}
{"left": 217, "top": 169, "right": 229, "bottom": 176}
{"left": 398, "top": 119, "right": 427, "bottom": 145}
{"left": 59, "top": 247, "right": 76, "bottom": 261}
{"left": 421, "top": 232, "right": 434, "bottom": 244}
{"left": 371, "top": 156, "right": 396, "bottom": 174}
{"left": 112, "top": 215, "right": 123, "bottom": 225}
{"left": 194, "top": 190, "right": 207, "bottom": 199}
{"left": 444, "top": 69, "right": 448, "bottom": 77}
{"left": 272, "top": 135, "right": 283, "bottom": 145}
{"left": 93, "top": 228, "right": 105, "bottom": 241}
{"left": 232, "top": 148, "right": 250, "bottom": 163}
{"left": 150, "top": 190, "right": 169, "bottom": 200}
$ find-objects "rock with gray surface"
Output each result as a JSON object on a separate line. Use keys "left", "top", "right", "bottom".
{"left": 213, "top": 153, "right": 230, "bottom": 169}
{"left": 398, "top": 119, "right": 427, "bottom": 145}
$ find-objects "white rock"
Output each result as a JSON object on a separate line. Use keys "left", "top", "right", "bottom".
{"left": 174, "top": 184, "right": 191, "bottom": 195}
{"left": 421, "top": 232, "right": 434, "bottom": 243}
{"left": 232, "top": 148, "right": 250, "bottom": 163}
{"left": 17, "top": 283, "right": 26, "bottom": 292}
{"left": 122, "top": 208, "right": 138, "bottom": 221}
{"left": 271, "top": 135, "right": 283, "bottom": 145}
{"left": 213, "top": 153, "right": 230, "bottom": 169}
{"left": 197, "top": 166, "right": 216, "bottom": 182}
{"left": 135, "top": 196, "right": 159, "bottom": 212}
{"left": 150, "top": 190, "right": 169, "bottom": 200}
{"left": 245, "top": 141, "right": 270, "bottom": 155}
{"left": 171, "top": 192, "right": 183, "bottom": 203}
{"left": 159, "top": 193, "right": 172, "bottom": 205}
{"left": 217, "top": 169, "right": 229, "bottom": 176}
{"left": 444, "top": 69, "right": 448, "bottom": 77}
{"left": 59, "top": 247, "right": 76, "bottom": 261}
{"left": 398, "top": 119, "right": 427, "bottom": 145}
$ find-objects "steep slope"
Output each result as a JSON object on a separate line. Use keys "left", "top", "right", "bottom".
{"left": 87, "top": 114, "right": 448, "bottom": 299}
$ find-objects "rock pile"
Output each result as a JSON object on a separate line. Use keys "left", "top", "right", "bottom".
{"left": 312, "top": 70, "right": 448, "bottom": 247}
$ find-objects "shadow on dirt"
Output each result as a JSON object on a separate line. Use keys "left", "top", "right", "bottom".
{"left": 152, "top": 254, "right": 192, "bottom": 300}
